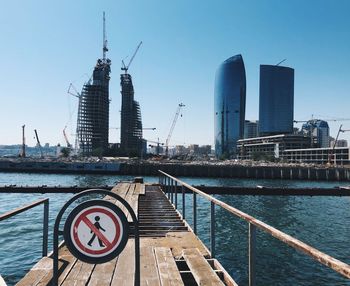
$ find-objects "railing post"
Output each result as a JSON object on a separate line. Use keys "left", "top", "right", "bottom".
{"left": 171, "top": 179, "right": 174, "bottom": 204}
{"left": 167, "top": 177, "right": 170, "bottom": 200}
{"left": 210, "top": 201, "right": 215, "bottom": 258}
{"left": 193, "top": 192, "right": 197, "bottom": 234}
{"left": 174, "top": 181, "right": 178, "bottom": 209}
{"left": 42, "top": 200, "right": 49, "bottom": 257}
{"left": 249, "top": 223, "right": 256, "bottom": 286}
{"left": 182, "top": 185, "right": 185, "bottom": 219}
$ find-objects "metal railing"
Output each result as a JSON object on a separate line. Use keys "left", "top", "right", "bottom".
{"left": 0, "top": 198, "right": 49, "bottom": 257}
{"left": 159, "top": 170, "right": 350, "bottom": 286}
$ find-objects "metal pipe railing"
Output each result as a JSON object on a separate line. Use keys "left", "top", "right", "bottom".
{"left": 158, "top": 170, "right": 350, "bottom": 285}
{"left": 0, "top": 198, "right": 49, "bottom": 257}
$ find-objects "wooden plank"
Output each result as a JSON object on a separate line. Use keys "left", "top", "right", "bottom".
{"left": 15, "top": 257, "right": 52, "bottom": 286}
{"left": 140, "top": 247, "right": 160, "bottom": 286}
{"left": 182, "top": 248, "right": 224, "bottom": 286}
{"left": 111, "top": 239, "right": 135, "bottom": 286}
{"left": 133, "top": 183, "right": 141, "bottom": 195}
{"left": 127, "top": 192, "right": 139, "bottom": 222}
{"left": 154, "top": 247, "right": 184, "bottom": 286}
{"left": 213, "top": 259, "right": 239, "bottom": 286}
{"left": 37, "top": 246, "right": 77, "bottom": 286}
{"left": 141, "top": 232, "right": 210, "bottom": 259}
{"left": 88, "top": 258, "right": 117, "bottom": 286}
{"left": 140, "top": 184, "right": 146, "bottom": 195}
{"left": 61, "top": 260, "right": 94, "bottom": 286}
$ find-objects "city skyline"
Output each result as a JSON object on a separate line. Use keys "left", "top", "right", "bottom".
{"left": 1, "top": 1, "right": 350, "bottom": 147}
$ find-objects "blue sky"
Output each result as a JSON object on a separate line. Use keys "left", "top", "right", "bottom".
{"left": 1, "top": 0, "right": 350, "bottom": 147}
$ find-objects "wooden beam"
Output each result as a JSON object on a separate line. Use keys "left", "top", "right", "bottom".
{"left": 182, "top": 248, "right": 224, "bottom": 286}
{"left": 154, "top": 247, "right": 184, "bottom": 286}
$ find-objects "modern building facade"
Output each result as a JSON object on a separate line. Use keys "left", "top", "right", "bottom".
{"left": 259, "top": 65, "right": 294, "bottom": 136}
{"left": 214, "top": 54, "right": 246, "bottom": 158}
{"left": 283, "top": 147, "right": 349, "bottom": 165}
{"left": 301, "top": 119, "right": 330, "bottom": 148}
{"left": 77, "top": 65, "right": 110, "bottom": 156}
{"left": 237, "top": 134, "right": 310, "bottom": 160}
{"left": 244, "top": 120, "right": 259, "bottom": 139}
{"left": 120, "top": 72, "right": 143, "bottom": 156}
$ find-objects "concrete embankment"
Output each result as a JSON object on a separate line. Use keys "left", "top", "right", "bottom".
{"left": 119, "top": 162, "right": 350, "bottom": 181}
{"left": 0, "top": 159, "right": 350, "bottom": 181}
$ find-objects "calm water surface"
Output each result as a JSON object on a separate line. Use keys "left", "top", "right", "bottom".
{"left": 0, "top": 172, "right": 349, "bottom": 285}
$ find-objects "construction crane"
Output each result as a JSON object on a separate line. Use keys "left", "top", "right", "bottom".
{"left": 147, "top": 138, "right": 165, "bottom": 156}
{"left": 102, "top": 11, "right": 108, "bottom": 62}
{"left": 294, "top": 118, "right": 350, "bottom": 148}
{"left": 328, "top": 125, "right": 350, "bottom": 165}
{"left": 110, "top": 127, "right": 156, "bottom": 131}
{"left": 121, "top": 41, "right": 143, "bottom": 74}
{"left": 294, "top": 118, "right": 350, "bottom": 124}
{"left": 67, "top": 83, "right": 81, "bottom": 98}
{"left": 165, "top": 103, "right": 185, "bottom": 157}
{"left": 63, "top": 126, "right": 72, "bottom": 148}
{"left": 21, "top": 125, "right": 26, "bottom": 158}
{"left": 276, "top": 59, "right": 287, "bottom": 66}
{"left": 34, "top": 129, "right": 44, "bottom": 158}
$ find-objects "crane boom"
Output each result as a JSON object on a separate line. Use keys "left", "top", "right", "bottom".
{"left": 165, "top": 103, "right": 185, "bottom": 156}
{"left": 63, "top": 126, "right": 72, "bottom": 148}
{"left": 21, "top": 125, "right": 26, "bottom": 158}
{"left": 102, "top": 11, "right": 108, "bottom": 61}
{"left": 34, "top": 129, "right": 44, "bottom": 158}
{"left": 121, "top": 41, "right": 143, "bottom": 74}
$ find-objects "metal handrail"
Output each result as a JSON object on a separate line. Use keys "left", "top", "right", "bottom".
{"left": 158, "top": 170, "right": 350, "bottom": 285}
{"left": 0, "top": 198, "right": 49, "bottom": 257}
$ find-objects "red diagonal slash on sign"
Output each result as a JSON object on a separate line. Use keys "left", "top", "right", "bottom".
{"left": 81, "top": 216, "right": 112, "bottom": 248}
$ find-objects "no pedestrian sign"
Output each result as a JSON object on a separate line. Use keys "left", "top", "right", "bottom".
{"left": 64, "top": 199, "right": 129, "bottom": 264}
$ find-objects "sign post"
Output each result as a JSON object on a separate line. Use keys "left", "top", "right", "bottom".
{"left": 53, "top": 189, "right": 139, "bottom": 286}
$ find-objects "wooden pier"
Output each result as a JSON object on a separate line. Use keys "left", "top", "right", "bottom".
{"left": 17, "top": 182, "right": 236, "bottom": 286}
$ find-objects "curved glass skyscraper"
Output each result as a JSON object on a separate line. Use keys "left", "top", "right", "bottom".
{"left": 259, "top": 65, "right": 294, "bottom": 136}
{"left": 214, "top": 55, "right": 246, "bottom": 158}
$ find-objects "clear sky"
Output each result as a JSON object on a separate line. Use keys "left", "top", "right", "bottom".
{"left": 1, "top": 0, "right": 350, "bottom": 147}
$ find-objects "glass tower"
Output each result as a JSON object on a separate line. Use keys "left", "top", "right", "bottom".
{"left": 214, "top": 55, "right": 246, "bottom": 158}
{"left": 259, "top": 65, "right": 294, "bottom": 136}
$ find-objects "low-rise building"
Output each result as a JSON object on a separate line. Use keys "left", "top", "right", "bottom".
{"left": 237, "top": 134, "right": 310, "bottom": 160}
{"left": 283, "top": 147, "right": 349, "bottom": 165}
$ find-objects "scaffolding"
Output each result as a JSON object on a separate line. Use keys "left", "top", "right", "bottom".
{"left": 120, "top": 73, "right": 143, "bottom": 156}
{"left": 77, "top": 60, "right": 111, "bottom": 156}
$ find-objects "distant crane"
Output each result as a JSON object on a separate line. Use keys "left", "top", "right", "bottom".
{"left": 165, "top": 103, "right": 185, "bottom": 157}
{"left": 328, "top": 125, "right": 350, "bottom": 165}
{"left": 63, "top": 126, "right": 72, "bottom": 148}
{"left": 294, "top": 118, "right": 350, "bottom": 124}
{"left": 67, "top": 83, "right": 82, "bottom": 152}
{"left": 67, "top": 83, "right": 81, "bottom": 98}
{"left": 276, "top": 59, "right": 287, "bottom": 66}
{"left": 294, "top": 118, "right": 350, "bottom": 148}
{"left": 110, "top": 127, "right": 156, "bottom": 131}
{"left": 121, "top": 41, "right": 143, "bottom": 74}
{"left": 147, "top": 138, "right": 165, "bottom": 156}
{"left": 34, "top": 129, "right": 44, "bottom": 158}
{"left": 21, "top": 125, "right": 26, "bottom": 158}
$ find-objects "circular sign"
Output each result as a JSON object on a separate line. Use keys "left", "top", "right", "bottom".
{"left": 63, "top": 199, "right": 129, "bottom": 264}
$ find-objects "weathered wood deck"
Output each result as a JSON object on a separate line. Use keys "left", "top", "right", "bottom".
{"left": 16, "top": 183, "right": 237, "bottom": 286}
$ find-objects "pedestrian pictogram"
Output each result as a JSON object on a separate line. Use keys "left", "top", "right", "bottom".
{"left": 87, "top": 215, "right": 106, "bottom": 247}
{"left": 63, "top": 199, "right": 129, "bottom": 264}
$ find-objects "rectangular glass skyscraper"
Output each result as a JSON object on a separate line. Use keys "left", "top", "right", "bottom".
{"left": 259, "top": 65, "right": 294, "bottom": 136}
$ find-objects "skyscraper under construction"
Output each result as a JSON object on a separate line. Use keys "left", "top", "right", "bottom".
{"left": 120, "top": 42, "right": 143, "bottom": 156}
{"left": 76, "top": 13, "right": 111, "bottom": 156}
